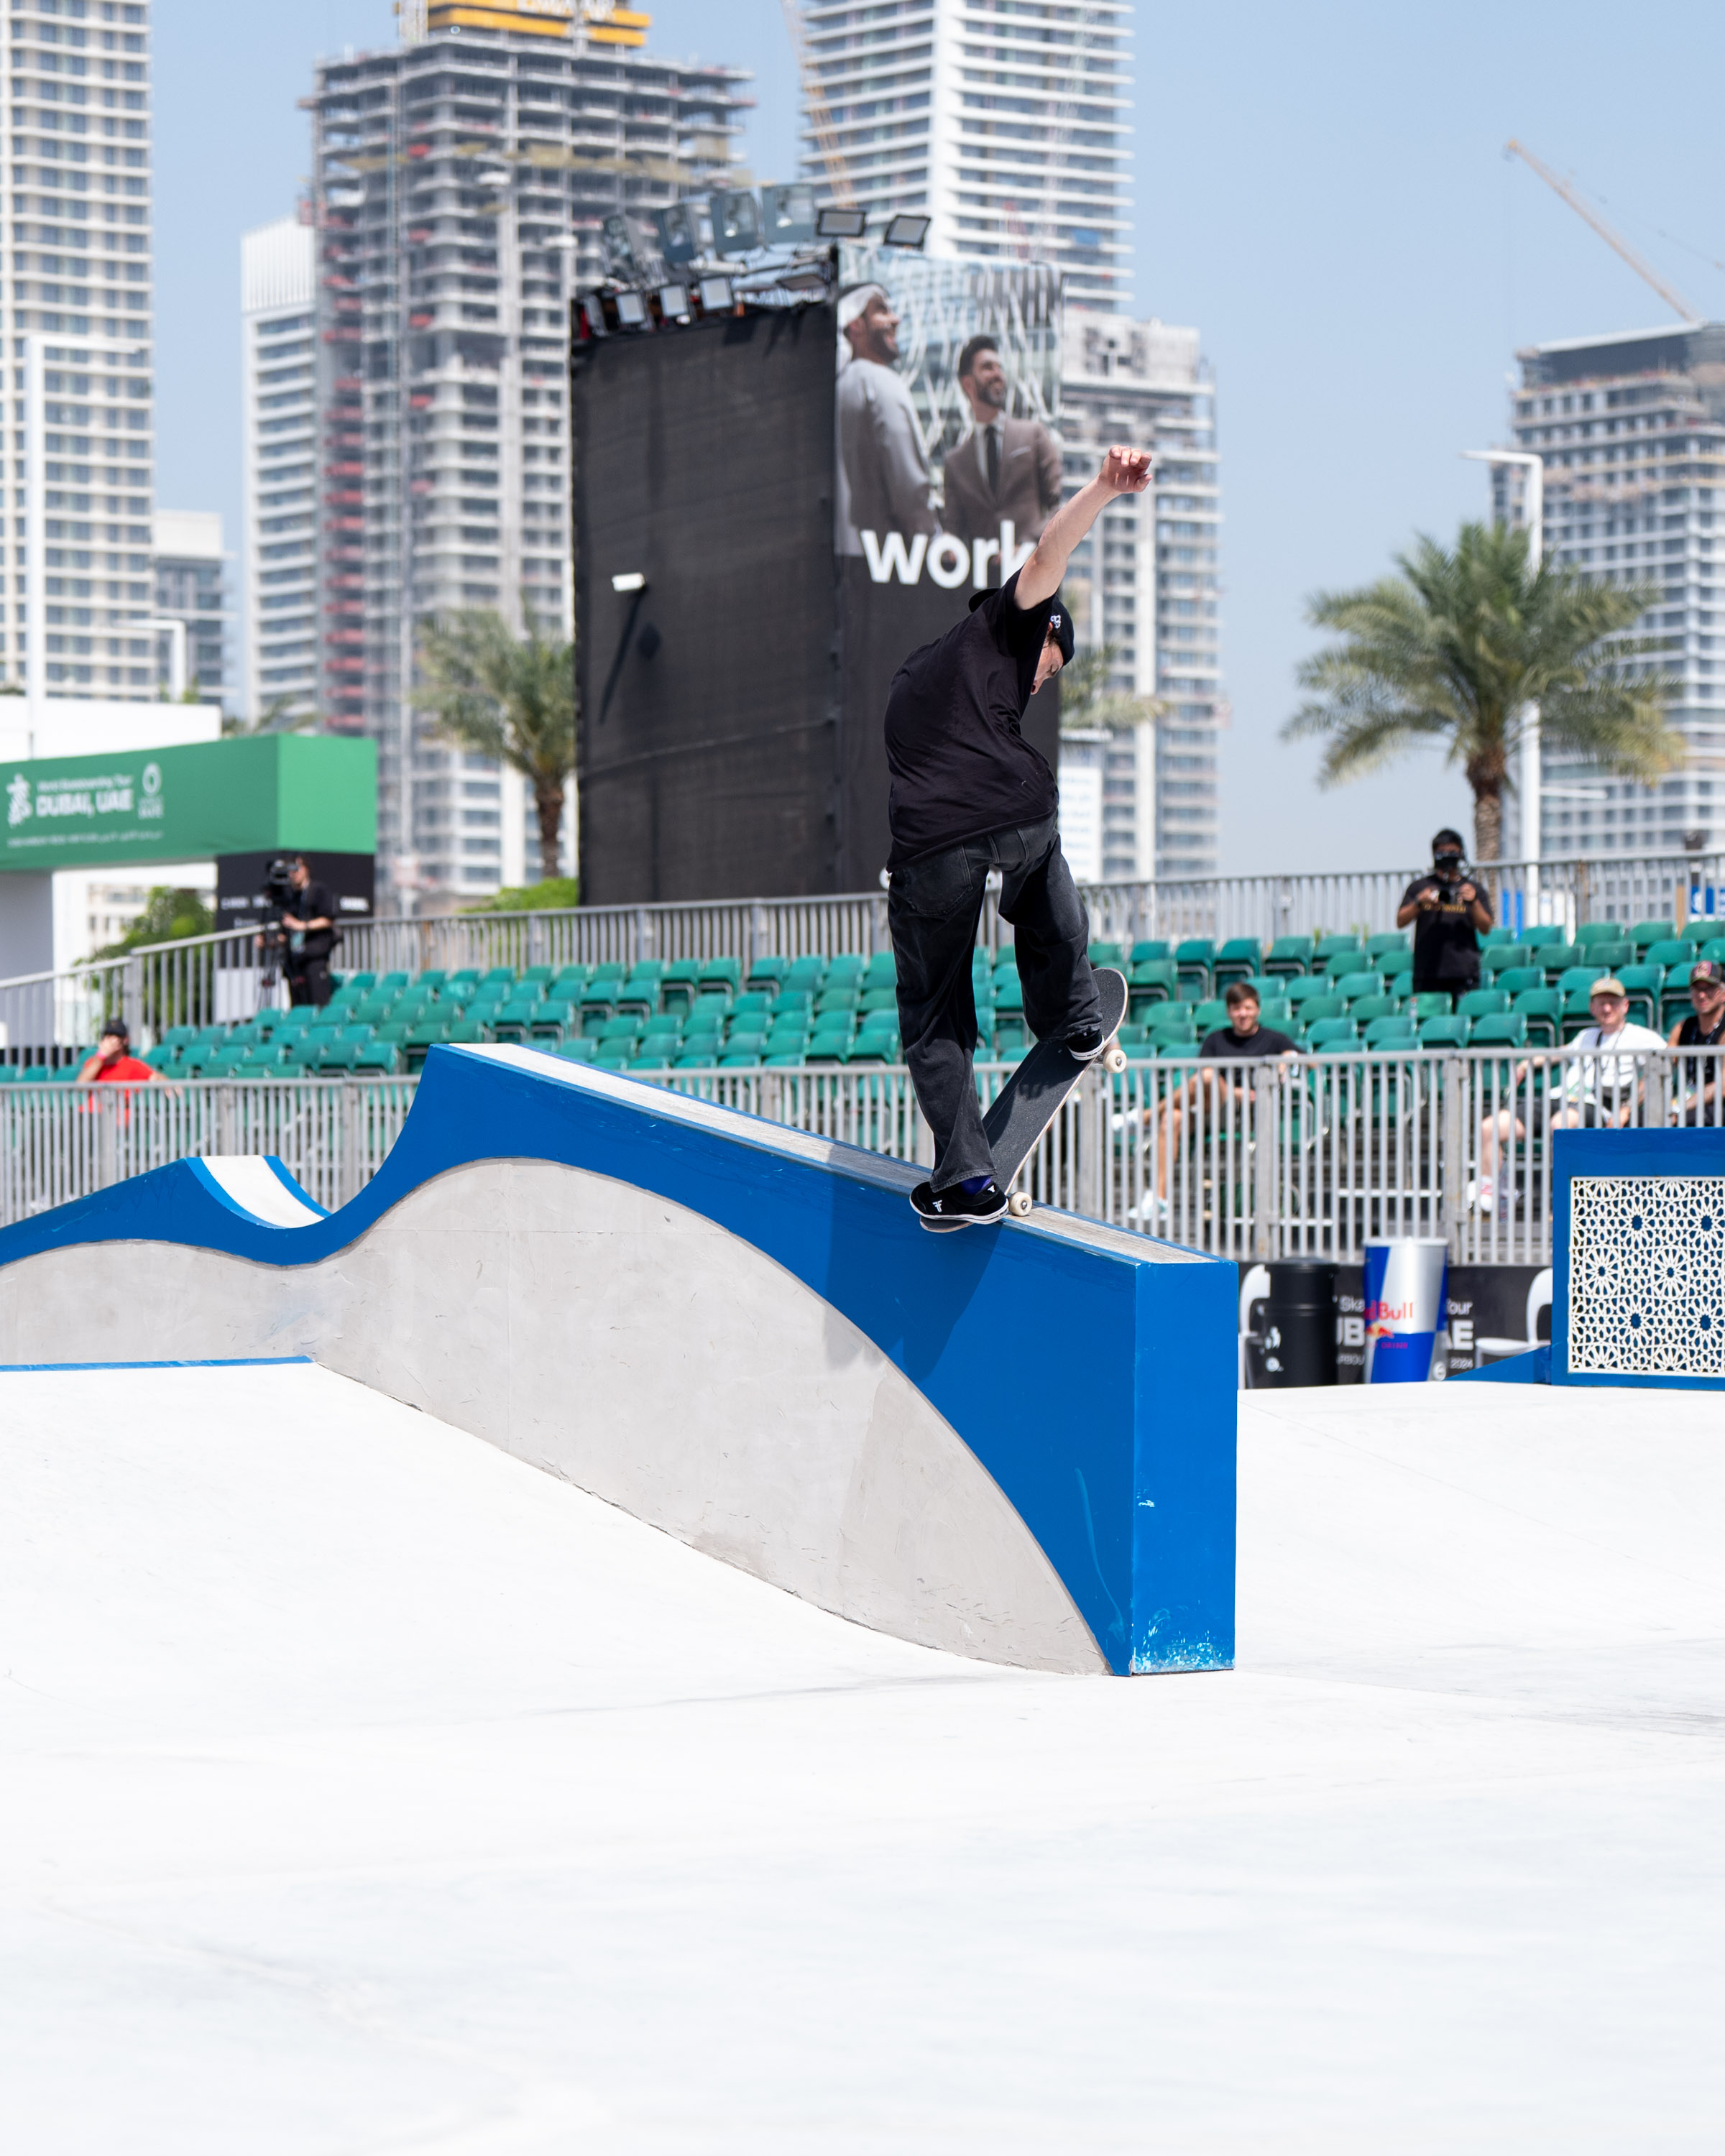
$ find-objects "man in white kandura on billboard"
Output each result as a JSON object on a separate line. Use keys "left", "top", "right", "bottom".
{"left": 835, "top": 282, "right": 938, "bottom": 557}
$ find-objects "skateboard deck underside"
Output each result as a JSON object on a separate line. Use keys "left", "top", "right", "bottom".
{"left": 983, "top": 966, "right": 1128, "bottom": 1192}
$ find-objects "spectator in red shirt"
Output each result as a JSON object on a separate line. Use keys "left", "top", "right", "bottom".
{"left": 78, "top": 1018, "right": 160, "bottom": 1086}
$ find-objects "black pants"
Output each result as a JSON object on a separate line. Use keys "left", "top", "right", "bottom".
{"left": 288, "top": 958, "right": 333, "bottom": 1009}
{"left": 889, "top": 813, "right": 1100, "bottom": 1192}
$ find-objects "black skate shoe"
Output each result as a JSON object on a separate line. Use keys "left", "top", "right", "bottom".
{"left": 909, "top": 1179, "right": 1008, "bottom": 1230}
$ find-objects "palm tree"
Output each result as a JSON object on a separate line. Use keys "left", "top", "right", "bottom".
{"left": 1283, "top": 520, "right": 1680, "bottom": 862}
{"left": 415, "top": 609, "right": 576, "bottom": 882}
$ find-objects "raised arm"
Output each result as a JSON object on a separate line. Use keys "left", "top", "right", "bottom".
{"left": 1014, "top": 444, "right": 1151, "bottom": 610}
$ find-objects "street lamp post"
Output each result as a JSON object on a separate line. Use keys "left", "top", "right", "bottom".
{"left": 1463, "top": 449, "right": 1544, "bottom": 892}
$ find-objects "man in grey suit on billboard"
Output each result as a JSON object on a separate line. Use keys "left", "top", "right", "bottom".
{"left": 941, "top": 334, "right": 1064, "bottom": 552}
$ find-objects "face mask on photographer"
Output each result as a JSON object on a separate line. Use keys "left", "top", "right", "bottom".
{"left": 1432, "top": 829, "right": 1465, "bottom": 875}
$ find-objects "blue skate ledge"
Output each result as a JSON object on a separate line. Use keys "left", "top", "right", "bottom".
{"left": 0, "top": 1044, "right": 1237, "bottom": 1674}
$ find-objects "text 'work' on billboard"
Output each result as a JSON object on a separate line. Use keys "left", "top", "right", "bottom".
{"left": 858, "top": 521, "right": 1039, "bottom": 590}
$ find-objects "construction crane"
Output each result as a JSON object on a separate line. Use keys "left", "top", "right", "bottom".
{"left": 780, "top": 0, "right": 856, "bottom": 208}
{"left": 1505, "top": 139, "right": 1702, "bottom": 327}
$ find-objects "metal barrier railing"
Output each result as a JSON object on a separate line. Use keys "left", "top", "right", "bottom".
{"left": 6, "top": 845, "right": 1725, "bottom": 1056}
{"left": 4, "top": 1044, "right": 1719, "bottom": 1261}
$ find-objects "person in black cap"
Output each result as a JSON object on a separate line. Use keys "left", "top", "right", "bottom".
{"left": 1397, "top": 827, "right": 1492, "bottom": 996}
{"left": 883, "top": 442, "right": 1153, "bottom": 1225}
{"left": 1667, "top": 957, "right": 1725, "bottom": 1123}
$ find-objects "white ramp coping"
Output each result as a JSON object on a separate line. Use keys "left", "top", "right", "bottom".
{"left": 2, "top": 1363, "right": 1722, "bottom": 2148}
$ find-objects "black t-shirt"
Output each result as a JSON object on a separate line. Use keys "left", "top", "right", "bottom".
{"left": 289, "top": 880, "right": 335, "bottom": 962}
{"left": 883, "top": 568, "right": 1059, "bottom": 867}
{"left": 1675, "top": 1010, "right": 1725, "bottom": 1084}
{"left": 1200, "top": 1026, "right": 1297, "bottom": 1059}
{"left": 1402, "top": 874, "right": 1492, "bottom": 985}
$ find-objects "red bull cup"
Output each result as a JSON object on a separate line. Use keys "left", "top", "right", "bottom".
{"left": 1362, "top": 1238, "right": 1450, "bottom": 1383}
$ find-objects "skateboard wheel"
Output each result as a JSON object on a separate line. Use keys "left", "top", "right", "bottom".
{"left": 1008, "top": 1190, "right": 1034, "bottom": 1219}
{"left": 1103, "top": 1044, "right": 1128, "bottom": 1074}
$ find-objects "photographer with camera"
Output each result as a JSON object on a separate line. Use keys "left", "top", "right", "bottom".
{"left": 280, "top": 856, "right": 336, "bottom": 1010}
{"left": 1397, "top": 827, "right": 1492, "bottom": 997}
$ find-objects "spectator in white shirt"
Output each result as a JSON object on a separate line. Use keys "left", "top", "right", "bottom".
{"left": 1472, "top": 977, "right": 1665, "bottom": 1216}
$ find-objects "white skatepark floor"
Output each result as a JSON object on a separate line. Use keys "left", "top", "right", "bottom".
{"left": 3, "top": 1362, "right": 1722, "bottom": 2152}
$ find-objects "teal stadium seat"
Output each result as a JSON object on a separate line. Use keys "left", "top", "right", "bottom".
{"left": 1213, "top": 937, "right": 1262, "bottom": 990}
{"left": 1468, "top": 1013, "right": 1527, "bottom": 1049}
{"left": 1512, "top": 987, "right": 1562, "bottom": 1047}
{"left": 1264, "top": 935, "right": 1313, "bottom": 977}
{"left": 1174, "top": 938, "right": 1215, "bottom": 998}
{"left": 1127, "top": 959, "right": 1177, "bottom": 1012}
{"left": 660, "top": 960, "right": 702, "bottom": 1014}
{"left": 1417, "top": 1015, "right": 1471, "bottom": 1049}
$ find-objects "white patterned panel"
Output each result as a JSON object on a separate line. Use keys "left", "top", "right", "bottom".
{"left": 1568, "top": 1176, "right": 1725, "bottom": 1378}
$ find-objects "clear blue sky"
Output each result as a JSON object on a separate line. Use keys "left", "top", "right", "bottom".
{"left": 156, "top": 0, "right": 1725, "bottom": 873}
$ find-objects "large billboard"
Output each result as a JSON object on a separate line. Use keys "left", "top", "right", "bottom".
{"left": 834, "top": 246, "right": 1062, "bottom": 581}
{"left": 571, "top": 249, "right": 1065, "bottom": 901}
{"left": 834, "top": 248, "right": 1064, "bottom": 885}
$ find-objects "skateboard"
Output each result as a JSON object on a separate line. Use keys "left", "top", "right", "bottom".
{"left": 915, "top": 967, "right": 1130, "bottom": 1229}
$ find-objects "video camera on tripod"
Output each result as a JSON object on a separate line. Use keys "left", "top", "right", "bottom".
{"left": 254, "top": 856, "right": 299, "bottom": 990}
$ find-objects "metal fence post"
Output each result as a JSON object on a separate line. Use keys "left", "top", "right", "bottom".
{"left": 1253, "top": 1065, "right": 1275, "bottom": 1260}
{"left": 1442, "top": 1054, "right": 1466, "bottom": 1260}
{"left": 338, "top": 1080, "right": 357, "bottom": 1205}
{"left": 1083, "top": 1065, "right": 1105, "bottom": 1222}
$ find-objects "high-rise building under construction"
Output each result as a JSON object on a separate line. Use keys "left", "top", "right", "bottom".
{"left": 1501, "top": 324, "right": 1725, "bottom": 860}
{"left": 308, "top": 1, "right": 745, "bottom": 905}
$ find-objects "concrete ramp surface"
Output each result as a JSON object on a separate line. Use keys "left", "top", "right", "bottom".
{"left": 0, "top": 1044, "right": 1238, "bottom": 1674}
{"left": 3, "top": 1364, "right": 1722, "bottom": 2151}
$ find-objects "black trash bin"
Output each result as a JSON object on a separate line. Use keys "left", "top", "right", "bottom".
{"left": 1243, "top": 1261, "right": 1338, "bottom": 1388}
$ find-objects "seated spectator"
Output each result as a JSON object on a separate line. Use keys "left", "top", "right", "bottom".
{"left": 1667, "top": 959, "right": 1725, "bottom": 1125}
{"left": 1473, "top": 977, "right": 1663, "bottom": 1215}
{"left": 76, "top": 1018, "right": 160, "bottom": 1087}
{"left": 1144, "top": 984, "right": 1298, "bottom": 1220}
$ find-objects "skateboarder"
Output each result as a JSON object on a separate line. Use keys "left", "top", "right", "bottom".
{"left": 885, "top": 443, "right": 1154, "bottom": 1225}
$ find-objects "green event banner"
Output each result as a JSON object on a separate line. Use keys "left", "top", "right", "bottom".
{"left": 0, "top": 734, "right": 377, "bottom": 871}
